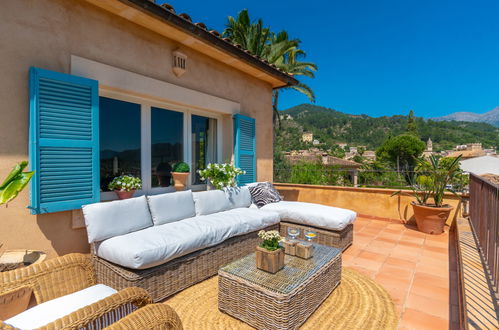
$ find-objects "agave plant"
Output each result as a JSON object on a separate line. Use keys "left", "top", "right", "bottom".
{"left": 0, "top": 161, "right": 35, "bottom": 206}
{"left": 392, "top": 155, "right": 463, "bottom": 207}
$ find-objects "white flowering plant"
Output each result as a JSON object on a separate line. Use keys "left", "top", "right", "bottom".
{"left": 108, "top": 175, "right": 142, "bottom": 192}
{"left": 197, "top": 163, "right": 245, "bottom": 190}
{"left": 258, "top": 230, "right": 283, "bottom": 251}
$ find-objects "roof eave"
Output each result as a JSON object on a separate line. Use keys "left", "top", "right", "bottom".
{"left": 117, "top": 0, "right": 298, "bottom": 88}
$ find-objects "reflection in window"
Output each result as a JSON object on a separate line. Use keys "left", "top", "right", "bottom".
{"left": 151, "top": 107, "right": 183, "bottom": 187}
{"left": 99, "top": 97, "right": 141, "bottom": 191}
{"left": 192, "top": 115, "right": 217, "bottom": 184}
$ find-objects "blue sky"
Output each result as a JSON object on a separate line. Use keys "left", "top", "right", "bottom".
{"left": 161, "top": 0, "right": 499, "bottom": 118}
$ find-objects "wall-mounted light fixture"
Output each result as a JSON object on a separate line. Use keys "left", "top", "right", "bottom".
{"left": 172, "top": 50, "right": 187, "bottom": 77}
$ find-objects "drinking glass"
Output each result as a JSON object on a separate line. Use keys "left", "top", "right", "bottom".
{"left": 304, "top": 229, "right": 317, "bottom": 243}
{"left": 287, "top": 227, "right": 300, "bottom": 241}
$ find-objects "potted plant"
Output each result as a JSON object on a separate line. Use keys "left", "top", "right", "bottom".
{"left": 392, "top": 155, "right": 463, "bottom": 234}
{"left": 108, "top": 175, "right": 142, "bottom": 200}
{"left": 198, "top": 163, "right": 245, "bottom": 190}
{"left": 171, "top": 162, "right": 190, "bottom": 191}
{"left": 256, "top": 230, "right": 285, "bottom": 273}
{"left": 0, "top": 161, "right": 47, "bottom": 271}
{"left": 0, "top": 161, "right": 34, "bottom": 207}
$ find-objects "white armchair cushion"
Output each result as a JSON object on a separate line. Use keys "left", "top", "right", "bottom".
{"left": 224, "top": 186, "right": 252, "bottom": 208}
{"left": 192, "top": 190, "right": 231, "bottom": 216}
{"left": 83, "top": 195, "right": 153, "bottom": 243}
{"left": 147, "top": 190, "right": 196, "bottom": 225}
{"left": 5, "top": 284, "right": 117, "bottom": 329}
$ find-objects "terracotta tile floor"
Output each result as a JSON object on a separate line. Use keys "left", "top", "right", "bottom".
{"left": 343, "top": 217, "right": 459, "bottom": 329}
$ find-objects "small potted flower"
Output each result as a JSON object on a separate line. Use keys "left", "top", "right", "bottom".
{"left": 171, "top": 162, "right": 190, "bottom": 191}
{"left": 198, "top": 163, "right": 245, "bottom": 190}
{"left": 108, "top": 175, "right": 142, "bottom": 200}
{"left": 256, "top": 230, "right": 285, "bottom": 273}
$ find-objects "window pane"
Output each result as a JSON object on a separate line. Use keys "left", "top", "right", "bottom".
{"left": 192, "top": 115, "right": 217, "bottom": 185}
{"left": 99, "top": 97, "right": 141, "bottom": 192}
{"left": 151, "top": 107, "right": 184, "bottom": 187}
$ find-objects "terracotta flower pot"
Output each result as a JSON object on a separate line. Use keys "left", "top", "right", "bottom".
{"left": 411, "top": 202, "right": 453, "bottom": 235}
{"left": 115, "top": 190, "right": 136, "bottom": 200}
{"left": 172, "top": 172, "right": 190, "bottom": 191}
{"left": 255, "top": 246, "right": 285, "bottom": 274}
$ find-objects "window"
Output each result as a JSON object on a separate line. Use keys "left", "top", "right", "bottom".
{"left": 99, "top": 95, "right": 220, "bottom": 197}
{"left": 99, "top": 97, "right": 141, "bottom": 192}
{"left": 192, "top": 115, "right": 217, "bottom": 184}
{"left": 151, "top": 107, "right": 183, "bottom": 187}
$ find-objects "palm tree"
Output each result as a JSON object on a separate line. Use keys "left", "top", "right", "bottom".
{"left": 224, "top": 10, "right": 318, "bottom": 126}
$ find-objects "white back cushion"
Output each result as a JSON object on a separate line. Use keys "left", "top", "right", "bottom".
{"left": 224, "top": 186, "right": 252, "bottom": 208}
{"left": 192, "top": 190, "right": 231, "bottom": 216}
{"left": 83, "top": 195, "right": 153, "bottom": 243}
{"left": 5, "top": 284, "right": 117, "bottom": 329}
{"left": 147, "top": 190, "right": 196, "bottom": 225}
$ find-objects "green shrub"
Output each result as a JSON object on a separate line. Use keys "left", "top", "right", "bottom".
{"left": 172, "top": 162, "right": 190, "bottom": 173}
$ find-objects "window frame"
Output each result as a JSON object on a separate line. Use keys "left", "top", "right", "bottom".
{"left": 99, "top": 89, "right": 223, "bottom": 201}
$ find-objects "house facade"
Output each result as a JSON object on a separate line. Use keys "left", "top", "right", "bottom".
{"left": 0, "top": 0, "right": 295, "bottom": 257}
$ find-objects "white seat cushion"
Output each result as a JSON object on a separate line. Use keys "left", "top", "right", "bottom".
{"left": 192, "top": 190, "right": 231, "bottom": 215}
{"left": 260, "top": 201, "right": 357, "bottom": 231}
{"left": 147, "top": 190, "right": 196, "bottom": 225}
{"left": 95, "top": 208, "right": 280, "bottom": 269}
{"left": 224, "top": 186, "right": 252, "bottom": 208}
{"left": 83, "top": 195, "right": 153, "bottom": 243}
{"left": 5, "top": 284, "right": 117, "bottom": 329}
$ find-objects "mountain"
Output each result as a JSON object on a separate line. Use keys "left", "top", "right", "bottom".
{"left": 276, "top": 104, "right": 499, "bottom": 152}
{"left": 432, "top": 107, "right": 499, "bottom": 127}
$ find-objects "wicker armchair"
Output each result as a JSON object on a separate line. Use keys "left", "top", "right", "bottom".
{"left": 0, "top": 253, "right": 182, "bottom": 329}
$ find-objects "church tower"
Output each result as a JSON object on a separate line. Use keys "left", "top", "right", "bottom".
{"left": 426, "top": 138, "right": 433, "bottom": 152}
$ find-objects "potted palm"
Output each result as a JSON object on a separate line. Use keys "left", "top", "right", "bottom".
{"left": 393, "top": 155, "right": 463, "bottom": 234}
{"left": 256, "top": 230, "right": 285, "bottom": 273}
{"left": 171, "top": 162, "right": 190, "bottom": 191}
{"left": 108, "top": 175, "right": 142, "bottom": 199}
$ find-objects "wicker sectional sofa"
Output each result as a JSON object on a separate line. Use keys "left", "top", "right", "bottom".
{"left": 83, "top": 187, "right": 356, "bottom": 302}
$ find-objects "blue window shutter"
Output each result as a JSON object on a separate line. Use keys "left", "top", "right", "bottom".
{"left": 233, "top": 114, "right": 256, "bottom": 185}
{"left": 29, "top": 67, "right": 99, "bottom": 214}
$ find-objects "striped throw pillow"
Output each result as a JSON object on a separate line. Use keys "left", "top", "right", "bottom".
{"left": 248, "top": 182, "right": 281, "bottom": 208}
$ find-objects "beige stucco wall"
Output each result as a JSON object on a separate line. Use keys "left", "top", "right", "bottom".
{"left": 274, "top": 183, "right": 463, "bottom": 225}
{"left": 0, "top": 0, "right": 274, "bottom": 257}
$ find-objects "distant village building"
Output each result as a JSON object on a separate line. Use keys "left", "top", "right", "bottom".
{"left": 363, "top": 150, "right": 376, "bottom": 161}
{"left": 447, "top": 143, "right": 486, "bottom": 159}
{"left": 312, "top": 139, "right": 320, "bottom": 146}
{"left": 337, "top": 143, "right": 348, "bottom": 149}
{"left": 344, "top": 145, "right": 375, "bottom": 161}
{"left": 283, "top": 150, "right": 361, "bottom": 169}
{"left": 483, "top": 148, "right": 497, "bottom": 156}
{"left": 282, "top": 149, "right": 362, "bottom": 186}
{"left": 302, "top": 132, "right": 313, "bottom": 143}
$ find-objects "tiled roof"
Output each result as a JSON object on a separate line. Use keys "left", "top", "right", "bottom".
{"left": 446, "top": 150, "right": 486, "bottom": 159}
{"left": 121, "top": 0, "right": 298, "bottom": 86}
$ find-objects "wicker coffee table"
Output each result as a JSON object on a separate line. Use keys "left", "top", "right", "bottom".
{"left": 218, "top": 244, "right": 341, "bottom": 330}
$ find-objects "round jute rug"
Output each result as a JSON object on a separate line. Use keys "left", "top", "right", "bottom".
{"left": 165, "top": 267, "right": 398, "bottom": 329}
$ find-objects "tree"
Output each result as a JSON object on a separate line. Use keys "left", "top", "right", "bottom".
{"left": 224, "top": 10, "right": 317, "bottom": 126}
{"left": 406, "top": 109, "right": 418, "bottom": 136}
{"left": 376, "top": 134, "right": 426, "bottom": 172}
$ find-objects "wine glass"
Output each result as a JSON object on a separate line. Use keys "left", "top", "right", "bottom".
{"left": 287, "top": 227, "right": 300, "bottom": 241}
{"left": 304, "top": 229, "right": 317, "bottom": 245}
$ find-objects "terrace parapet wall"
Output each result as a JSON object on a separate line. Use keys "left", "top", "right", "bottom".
{"left": 274, "top": 183, "right": 464, "bottom": 225}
